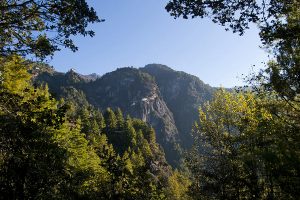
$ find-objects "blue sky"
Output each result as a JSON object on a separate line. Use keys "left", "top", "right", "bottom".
{"left": 49, "top": 0, "right": 269, "bottom": 87}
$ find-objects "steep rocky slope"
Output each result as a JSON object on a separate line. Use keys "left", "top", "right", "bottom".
{"left": 141, "top": 64, "right": 215, "bottom": 147}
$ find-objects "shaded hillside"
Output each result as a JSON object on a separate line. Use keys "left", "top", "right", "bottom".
{"left": 141, "top": 64, "right": 215, "bottom": 147}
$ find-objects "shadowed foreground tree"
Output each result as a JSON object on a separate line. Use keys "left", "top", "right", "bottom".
{"left": 0, "top": 0, "right": 103, "bottom": 59}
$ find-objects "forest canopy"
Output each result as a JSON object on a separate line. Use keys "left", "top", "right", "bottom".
{"left": 0, "top": 0, "right": 299, "bottom": 199}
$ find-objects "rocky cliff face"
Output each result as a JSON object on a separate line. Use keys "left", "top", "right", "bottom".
{"left": 141, "top": 64, "right": 215, "bottom": 148}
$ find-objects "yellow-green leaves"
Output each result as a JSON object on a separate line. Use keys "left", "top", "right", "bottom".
{"left": 189, "top": 88, "right": 300, "bottom": 199}
{"left": 0, "top": 56, "right": 31, "bottom": 94}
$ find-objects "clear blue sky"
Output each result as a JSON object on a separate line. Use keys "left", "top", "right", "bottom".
{"left": 49, "top": 0, "right": 269, "bottom": 87}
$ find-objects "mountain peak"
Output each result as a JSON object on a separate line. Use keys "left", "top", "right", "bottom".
{"left": 143, "top": 64, "right": 174, "bottom": 72}
{"left": 65, "top": 68, "right": 83, "bottom": 83}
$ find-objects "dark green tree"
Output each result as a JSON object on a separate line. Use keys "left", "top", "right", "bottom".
{"left": 104, "top": 108, "right": 117, "bottom": 130}
{"left": 0, "top": 0, "right": 103, "bottom": 58}
{"left": 115, "top": 108, "right": 125, "bottom": 129}
{"left": 166, "top": 0, "right": 292, "bottom": 35}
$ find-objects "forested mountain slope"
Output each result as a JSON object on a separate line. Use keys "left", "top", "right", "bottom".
{"left": 35, "top": 64, "right": 215, "bottom": 166}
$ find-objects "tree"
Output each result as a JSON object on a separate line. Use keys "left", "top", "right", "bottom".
{"left": 166, "top": 0, "right": 293, "bottom": 35}
{"left": 0, "top": 0, "right": 103, "bottom": 59}
{"left": 188, "top": 89, "right": 300, "bottom": 199}
{"left": 257, "top": 2, "right": 300, "bottom": 102}
{"left": 104, "top": 108, "right": 117, "bottom": 130}
{"left": 0, "top": 55, "right": 69, "bottom": 198}
{"left": 166, "top": 3, "right": 300, "bottom": 197}
{"left": 164, "top": 170, "right": 191, "bottom": 200}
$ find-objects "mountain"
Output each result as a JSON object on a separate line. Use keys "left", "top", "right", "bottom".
{"left": 35, "top": 64, "right": 215, "bottom": 166}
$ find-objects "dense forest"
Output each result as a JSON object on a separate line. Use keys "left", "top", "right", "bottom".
{"left": 1, "top": 0, "right": 299, "bottom": 199}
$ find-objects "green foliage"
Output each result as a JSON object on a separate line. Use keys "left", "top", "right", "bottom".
{"left": 0, "top": 0, "right": 102, "bottom": 59}
{"left": 164, "top": 170, "right": 191, "bottom": 200}
{"left": 0, "top": 56, "right": 70, "bottom": 198}
{"left": 188, "top": 89, "right": 300, "bottom": 199}
{"left": 257, "top": 1, "right": 300, "bottom": 102}
{"left": 166, "top": 0, "right": 292, "bottom": 35}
